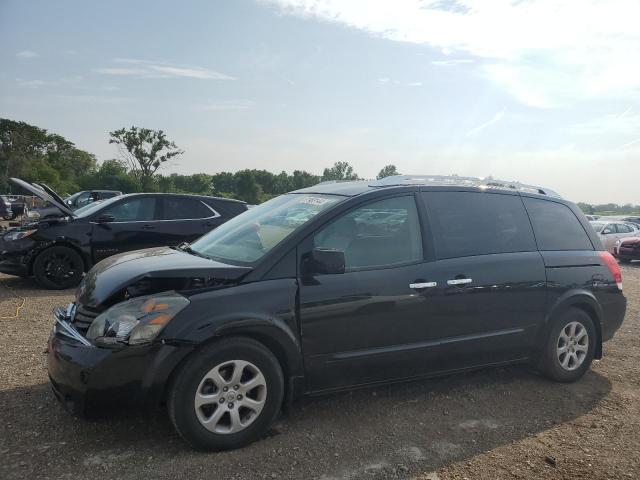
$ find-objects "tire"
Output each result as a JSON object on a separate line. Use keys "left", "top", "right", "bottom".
{"left": 542, "top": 308, "right": 596, "bottom": 382}
{"left": 619, "top": 258, "right": 632, "bottom": 264}
{"left": 168, "top": 337, "right": 284, "bottom": 451}
{"left": 32, "top": 246, "right": 84, "bottom": 290}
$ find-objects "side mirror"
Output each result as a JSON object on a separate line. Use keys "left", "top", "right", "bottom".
{"left": 96, "top": 213, "right": 115, "bottom": 223}
{"left": 66, "top": 200, "right": 73, "bottom": 205}
{"left": 305, "top": 248, "right": 345, "bottom": 275}
{"left": 602, "top": 228, "right": 612, "bottom": 235}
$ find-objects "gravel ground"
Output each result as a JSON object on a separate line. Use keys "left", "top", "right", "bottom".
{"left": 0, "top": 265, "right": 639, "bottom": 480}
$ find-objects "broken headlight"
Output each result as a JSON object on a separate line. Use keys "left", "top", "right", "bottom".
{"left": 86, "top": 292, "right": 189, "bottom": 345}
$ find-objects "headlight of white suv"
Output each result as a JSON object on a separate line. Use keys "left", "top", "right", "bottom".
{"left": 86, "top": 292, "right": 189, "bottom": 345}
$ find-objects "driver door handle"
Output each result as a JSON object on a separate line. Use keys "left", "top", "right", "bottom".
{"left": 142, "top": 224, "right": 155, "bottom": 230}
{"left": 409, "top": 282, "right": 437, "bottom": 289}
{"left": 447, "top": 278, "right": 473, "bottom": 285}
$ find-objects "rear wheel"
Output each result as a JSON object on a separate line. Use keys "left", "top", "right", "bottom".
{"left": 168, "top": 337, "right": 284, "bottom": 451}
{"left": 542, "top": 308, "right": 596, "bottom": 382}
{"left": 33, "top": 246, "right": 84, "bottom": 289}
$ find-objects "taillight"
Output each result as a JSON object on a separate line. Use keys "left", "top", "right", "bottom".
{"left": 599, "top": 251, "right": 623, "bottom": 290}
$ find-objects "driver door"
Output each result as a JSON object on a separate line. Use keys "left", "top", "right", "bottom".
{"left": 90, "top": 196, "right": 161, "bottom": 262}
{"left": 298, "top": 194, "right": 435, "bottom": 391}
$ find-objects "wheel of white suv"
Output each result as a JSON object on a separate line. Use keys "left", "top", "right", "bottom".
{"left": 542, "top": 308, "right": 596, "bottom": 382}
{"left": 168, "top": 337, "right": 284, "bottom": 451}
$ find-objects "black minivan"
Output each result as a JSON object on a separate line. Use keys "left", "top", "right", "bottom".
{"left": 47, "top": 175, "right": 626, "bottom": 450}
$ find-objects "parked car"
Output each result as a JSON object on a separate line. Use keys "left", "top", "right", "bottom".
{"left": 590, "top": 220, "right": 639, "bottom": 253}
{"left": 47, "top": 175, "right": 626, "bottom": 451}
{"left": 614, "top": 236, "right": 640, "bottom": 263}
{"left": 34, "top": 189, "right": 122, "bottom": 219}
{"left": 0, "top": 195, "right": 12, "bottom": 220}
{"left": 0, "top": 178, "right": 247, "bottom": 289}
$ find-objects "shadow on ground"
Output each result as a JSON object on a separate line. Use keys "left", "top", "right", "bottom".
{"left": 0, "top": 364, "right": 612, "bottom": 480}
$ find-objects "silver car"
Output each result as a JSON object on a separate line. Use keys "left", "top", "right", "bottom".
{"left": 590, "top": 220, "right": 640, "bottom": 253}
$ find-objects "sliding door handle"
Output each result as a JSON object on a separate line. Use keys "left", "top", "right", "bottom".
{"left": 447, "top": 278, "right": 472, "bottom": 286}
{"left": 409, "top": 282, "right": 437, "bottom": 289}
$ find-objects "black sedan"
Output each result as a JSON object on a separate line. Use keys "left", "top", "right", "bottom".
{"left": 0, "top": 178, "right": 247, "bottom": 289}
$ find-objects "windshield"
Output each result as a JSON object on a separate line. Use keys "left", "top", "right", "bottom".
{"left": 190, "top": 193, "right": 343, "bottom": 264}
{"left": 590, "top": 222, "right": 606, "bottom": 232}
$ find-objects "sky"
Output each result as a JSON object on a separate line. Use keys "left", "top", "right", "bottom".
{"left": 1, "top": 0, "right": 639, "bottom": 204}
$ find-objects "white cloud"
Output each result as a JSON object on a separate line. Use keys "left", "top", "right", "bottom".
{"left": 378, "top": 77, "right": 422, "bottom": 87}
{"left": 16, "top": 50, "right": 38, "bottom": 59}
{"left": 16, "top": 79, "right": 45, "bottom": 88}
{"left": 198, "top": 100, "right": 256, "bottom": 111}
{"left": 432, "top": 59, "right": 473, "bottom": 66}
{"left": 264, "top": 0, "right": 640, "bottom": 107}
{"left": 94, "top": 59, "right": 234, "bottom": 80}
{"left": 467, "top": 108, "right": 506, "bottom": 136}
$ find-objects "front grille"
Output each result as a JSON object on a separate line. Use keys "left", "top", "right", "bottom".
{"left": 73, "top": 304, "right": 101, "bottom": 334}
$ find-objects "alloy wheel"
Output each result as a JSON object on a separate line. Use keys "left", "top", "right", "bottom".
{"left": 43, "top": 253, "right": 79, "bottom": 283}
{"left": 556, "top": 321, "right": 589, "bottom": 371}
{"left": 194, "top": 360, "right": 267, "bottom": 434}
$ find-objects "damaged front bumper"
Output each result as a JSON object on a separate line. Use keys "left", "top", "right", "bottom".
{"left": 47, "top": 305, "right": 194, "bottom": 416}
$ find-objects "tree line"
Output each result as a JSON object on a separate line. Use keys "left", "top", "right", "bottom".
{"left": 4, "top": 118, "right": 635, "bottom": 212}
{"left": 0, "top": 118, "right": 400, "bottom": 203}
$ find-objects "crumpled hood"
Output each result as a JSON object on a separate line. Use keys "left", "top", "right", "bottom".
{"left": 77, "top": 246, "right": 252, "bottom": 308}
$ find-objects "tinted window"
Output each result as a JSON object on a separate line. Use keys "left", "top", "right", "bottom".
{"left": 524, "top": 198, "right": 593, "bottom": 251}
{"left": 162, "top": 197, "right": 215, "bottom": 220}
{"left": 314, "top": 195, "right": 422, "bottom": 269}
{"left": 617, "top": 224, "right": 632, "bottom": 233}
{"left": 102, "top": 197, "right": 156, "bottom": 222}
{"left": 423, "top": 192, "right": 536, "bottom": 259}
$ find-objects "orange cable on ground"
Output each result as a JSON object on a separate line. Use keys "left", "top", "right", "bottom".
{"left": 0, "top": 282, "right": 26, "bottom": 319}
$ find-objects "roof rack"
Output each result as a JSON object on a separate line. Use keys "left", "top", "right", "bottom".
{"left": 369, "top": 175, "right": 562, "bottom": 198}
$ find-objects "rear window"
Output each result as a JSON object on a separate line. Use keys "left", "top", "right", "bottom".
{"left": 423, "top": 191, "right": 536, "bottom": 259}
{"left": 523, "top": 198, "right": 593, "bottom": 251}
{"left": 161, "top": 197, "right": 215, "bottom": 220}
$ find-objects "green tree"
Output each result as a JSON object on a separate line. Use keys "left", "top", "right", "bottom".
{"left": 376, "top": 164, "right": 400, "bottom": 179}
{"left": 109, "top": 126, "right": 184, "bottom": 191}
{"left": 0, "top": 118, "right": 96, "bottom": 193}
{"left": 322, "top": 161, "right": 359, "bottom": 181}
{"left": 235, "top": 170, "right": 263, "bottom": 204}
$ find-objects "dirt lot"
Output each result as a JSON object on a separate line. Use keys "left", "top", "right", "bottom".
{"left": 0, "top": 266, "right": 639, "bottom": 480}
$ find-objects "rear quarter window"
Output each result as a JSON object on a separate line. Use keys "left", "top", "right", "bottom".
{"left": 523, "top": 198, "right": 593, "bottom": 251}
{"left": 423, "top": 191, "right": 536, "bottom": 259}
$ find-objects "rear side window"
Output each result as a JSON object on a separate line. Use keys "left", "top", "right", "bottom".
{"left": 423, "top": 192, "right": 536, "bottom": 259}
{"left": 523, "top": 198, "right": 593, "bottom": 251}
{"left": 161, "top": 197, "right": 215, "bottom": 220}
{"left": 102, "top": 197, "right": 156, "bottom": 221}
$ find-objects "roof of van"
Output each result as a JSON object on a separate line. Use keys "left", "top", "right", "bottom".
{"left": 292, "top": 175, "right": 562, "bottom": 198}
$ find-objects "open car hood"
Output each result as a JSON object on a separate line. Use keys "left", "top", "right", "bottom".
{"left": 10, "top": 178, "right": 74, "bottom": 217}
{"left": 77, "top": 246, "right": 253, "bottom": 308}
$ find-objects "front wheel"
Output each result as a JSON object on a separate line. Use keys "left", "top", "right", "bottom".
{"left": 32, "top": 246, "right": 84, "bottom": 289}
{"left": 542, "top": 308, "right": 596, "bottom": 382}
{"left": 168, "top": 337, "right": 284, "bottom": 451}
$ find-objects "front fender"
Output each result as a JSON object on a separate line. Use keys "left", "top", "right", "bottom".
{"left": 163, "top": 279, "right": 303, "bottom": 377}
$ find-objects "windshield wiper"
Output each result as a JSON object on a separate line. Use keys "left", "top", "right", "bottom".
{"left": 177, "top": 242, "right": 212, "bottom": 260}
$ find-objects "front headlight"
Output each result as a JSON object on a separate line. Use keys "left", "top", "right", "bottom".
{"left": 3, "top": 229, "right": 37, "bottom": 241}
{"left": 86, "top": 292, "right": 189, "bottom": 345}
